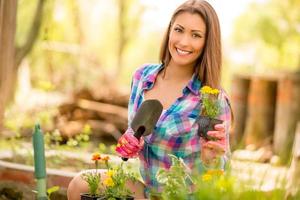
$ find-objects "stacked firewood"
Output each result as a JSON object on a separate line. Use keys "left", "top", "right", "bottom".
{"left": 55, "top": 87, "right": 130, "bottom": 141}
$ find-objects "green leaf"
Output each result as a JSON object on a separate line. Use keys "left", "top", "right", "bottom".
{"left": 47, "top": 186, "right": 59, "bottom": 195}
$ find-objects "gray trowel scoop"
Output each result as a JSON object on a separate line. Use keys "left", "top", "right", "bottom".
{"left": 122, "top": 99, "right": 163, "bottom": 161}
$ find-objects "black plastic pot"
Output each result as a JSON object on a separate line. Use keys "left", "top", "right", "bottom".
{"left": 80, "top": 193, "right": 105, "bottom": 200}
{"left": 196, "top": 116, "right": 223, "bottom": 140}
{"left": 80, "top": 194, "right": 134, "bottom": 200}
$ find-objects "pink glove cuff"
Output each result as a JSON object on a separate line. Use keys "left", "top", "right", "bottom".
{"left": 115, "top": 127, "right": 144, "bottom": 158}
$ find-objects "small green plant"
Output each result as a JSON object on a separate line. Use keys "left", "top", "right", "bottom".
{"left": 66, "top": 124, "right": 91, "bottom": 148}
{"left": 156, "top": 155, "right": 289, "bottom": 200}
{"left": 32, "top": 186, "right": 60, "bottom": 200}
{"left": 156, "top": 154, "right": 193, "bottom": 200}
{"left": 200, "top": 86, "right": 221, "bottom": 118}
{"left": 46, "top": 186, "right": 60, "bottom": 199}
{"left": 44, "top": 129, "right": 63, "bottom": 149}
{"left": 98, "top": 143, "right": 117, "bottom": 155}
{"left": 81, "top": 153, "right": 102, "bottom": 196}
{"left": 100, "top": 155, "right": 137, "bottom": 199}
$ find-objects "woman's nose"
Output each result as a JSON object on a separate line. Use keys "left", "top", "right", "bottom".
{"left": 178, "top": 34, "right": 191, "bottom": 46}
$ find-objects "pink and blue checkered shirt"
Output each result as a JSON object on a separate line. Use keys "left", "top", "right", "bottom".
{"left": 127, "top": 64, "right": 231, "bottom": 194}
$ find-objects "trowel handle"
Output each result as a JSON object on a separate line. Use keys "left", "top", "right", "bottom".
{"left": 122, "top": 126, "right": 145, "bottom": 161}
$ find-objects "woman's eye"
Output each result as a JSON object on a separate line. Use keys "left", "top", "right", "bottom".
{"left": 192, "top": 33, "right": 202, "bottom": 38}
{"left": 174, "top": 27, "right": 182, "bottom": 32}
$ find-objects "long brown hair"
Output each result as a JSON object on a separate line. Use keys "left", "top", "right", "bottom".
{"left": 159, "top": 0, "right": 222, "bottom": 89}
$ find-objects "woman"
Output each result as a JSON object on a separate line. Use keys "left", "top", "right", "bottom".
{"left": 67, "top": 0, "right": 232, "bottom": 199}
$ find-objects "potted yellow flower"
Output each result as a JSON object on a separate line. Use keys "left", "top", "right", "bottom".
{"left": 80, "top": 153, "right": 104, "bottom": 200}
{"left": 81, "top": 152, "right": 136, "bottom": 200}
{"left": 197, "top": 86, "right": 223, "bottom": 140}
{"left": 100, "top": 156, "right": 136, "bottom": 200}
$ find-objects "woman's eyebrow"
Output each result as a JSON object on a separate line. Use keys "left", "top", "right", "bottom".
{"left": 175, "top": 24, "right": 204, "bottom": 34}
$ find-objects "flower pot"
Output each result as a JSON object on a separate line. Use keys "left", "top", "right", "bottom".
{"left": 115, "top": 196, "right": 134, "bottom": 200}
{"left": 196, "top": 116, "right": 223, "bottom": 140}
{"left": 80, "top": 194, "right": 134, "bottom": 200}
{"left": 80, "top": 193, "right": 105, "bottom": 200}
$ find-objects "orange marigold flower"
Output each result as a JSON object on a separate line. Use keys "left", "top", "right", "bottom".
{"left": 92, "top": 153, "right": 101, "bottom": 161}
{"left": 102, "top": 155, "right": 110, "bottom": 162}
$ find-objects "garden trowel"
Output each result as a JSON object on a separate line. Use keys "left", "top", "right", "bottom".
{"left": 122, "top": 99, "right": 163, "bottom": 161}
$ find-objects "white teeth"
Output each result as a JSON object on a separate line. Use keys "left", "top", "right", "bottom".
{"left": 176, "top": 48, "right": 190, "bottom": 55}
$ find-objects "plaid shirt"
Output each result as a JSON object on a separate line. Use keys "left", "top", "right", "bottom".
{"left": 127, "top": 64, "right": 231, "bottom": 193}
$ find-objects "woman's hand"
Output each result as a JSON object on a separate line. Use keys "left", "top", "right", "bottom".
{"left": 200, "top": 123, "right": 226, "bottom": 167}
{"left": 115, "top": 128, "right": 144, "bottom": 158}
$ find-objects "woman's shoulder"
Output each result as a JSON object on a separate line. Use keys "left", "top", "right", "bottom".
{"left": 218, "top": 88, "right": 231, "bottom": 106}
{"left": 132, "top": 63, "right": 161, "bottom": 79}
{"left": 219, "top": 88, "right": 229, "bottom": 98}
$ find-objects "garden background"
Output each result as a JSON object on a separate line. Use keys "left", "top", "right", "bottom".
{"left": 0, "top": 0, "right": 299, "bottom": 199}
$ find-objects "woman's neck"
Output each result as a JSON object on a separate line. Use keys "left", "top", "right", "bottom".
{"left": 162, "top": 62, "right": 194, "bottom": 82}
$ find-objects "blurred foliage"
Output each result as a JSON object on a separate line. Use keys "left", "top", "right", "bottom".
{"left": 232, "top": 0, "right": 300, "bottom": 71}
{"left": 15, "top": 0, "right": 157, "bottom": 93}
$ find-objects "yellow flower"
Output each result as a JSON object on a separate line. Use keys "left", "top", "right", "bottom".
{"left": 200, "top": 86, "right": 213, "bottom": 94}
{"left": 211, "top": 89, "right": 220, "bottom": 95}
{"left": 202, "top": 174, "right": 212, "bottom": 182}
{"left": 200, "top": 86, "right": 220, "bottom": 95}
{"left": 206, "top": 169, "right": 224, "bottom": 177}
{"left": 107, "top": 170, "right": 116, "bottom": 177}
{"left": 103, "top": 177, "right": 115, "bottom": 187}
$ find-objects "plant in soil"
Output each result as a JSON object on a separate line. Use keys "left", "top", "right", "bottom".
{"left": 80, "top": 153, "right": 137, "bottom": 200}
{"left": 197, "top": 85, "right": 223, "bottom": 140}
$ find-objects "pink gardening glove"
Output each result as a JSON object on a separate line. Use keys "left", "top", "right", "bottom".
{"left": 200, "top": 123, "right": 226, "bottom": 166}
{"left": 115, "top": 128, "right": 144, "bottom": 158}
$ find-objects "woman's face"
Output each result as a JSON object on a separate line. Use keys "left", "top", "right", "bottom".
{"left": 168, "top": 12, "right": 206, "bottom": 68}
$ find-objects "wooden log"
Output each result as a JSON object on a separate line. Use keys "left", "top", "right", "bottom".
{"left": 285, "top": 122, "right": 300, "bottom": 199}
{"left": 230, "top": 73, "right": 251, "bottom": 149}
{"left": 92, "top": 88, "right": 129, "bottom": 107}
{"left": 76, "top": 99, "right": 128, "bottom": 120}
{"left": 76, "top": 99, "right": 128, "bottom": 131}
{"left": 273, "top": 73, "right": 300, "bottom": 163}
{"left": 87, "top": 120, "right": 122, "bottom": 140}
{"left": 73, "top": 88, "right": 94, "bottom": 101}
{"left": 243, "top": 75, "right": 277, "bottom": 148}
{"left": 58, "top": 120, "right": 84, "bottom": 138}
{"left": 58, "top": 120, "right": 122, "bottom": 140}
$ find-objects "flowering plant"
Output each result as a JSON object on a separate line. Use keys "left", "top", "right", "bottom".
{"left": 81, "top": 153, "right": 102, "bottom": 196}
{"left": 156, "top": 154, "right": 194, "bottom": 200}
{"left": 81, "top": 153, "right": 137, "bottom": 199}
{"left": 100, "top": 159, "right": 137, "bottom": 199}
{"left": 197, "top": 86, "right": 223, "bottom": 140}
{"left": 200, "top": 86, "right": 221, "bottom": 119}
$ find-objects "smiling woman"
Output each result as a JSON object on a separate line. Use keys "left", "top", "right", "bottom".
{"left": 67, "top": 1, "right": 232, "bottom": 199}
{"left": 168, "top": 12, "right": 206, "bottom": 69}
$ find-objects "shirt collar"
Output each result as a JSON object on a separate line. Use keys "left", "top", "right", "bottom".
{"left": 143, "top": 64, "right": 202, "bottom": 95}
{"left": 142, "top": 64, "right": 164, "bottom": 88}
{"left": 187, "top": 73, "right": 202, "bottom": 95}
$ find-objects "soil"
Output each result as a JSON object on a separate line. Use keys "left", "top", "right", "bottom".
{"left": 0, "top": 181, "right": 67, "bottom": 200}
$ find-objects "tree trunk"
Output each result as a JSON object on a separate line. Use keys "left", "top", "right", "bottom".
{"left": 15, "top": 0, "right": 45, "bottom": 68}
{"left": 273, "top": 73, "right": 300, "bottom": 163}
{"left": 285, "top": 122, "right": 300, "bottom": 199}
{"left": 8, "top": 0, "right": 45, "bottom": 104}
{"left": 0, "top": 0, "right": 17, "bottom": 131}
{"left": 243, "top": 75, "right": 277, "bottom": 148}
{"left": 230, "top": 73, "right": 251, "bottom": 149}
{"left": 116, "top": 0, "right": 126, "bottom": 77}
